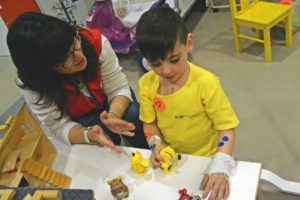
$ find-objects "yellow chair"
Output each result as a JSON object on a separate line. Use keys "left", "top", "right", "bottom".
{"left": 229, "top": 0, "right": 292, "bottom": 61}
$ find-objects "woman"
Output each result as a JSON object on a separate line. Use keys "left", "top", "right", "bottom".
{"left": 7, "top": 12, "right": 148, "bottom": 153}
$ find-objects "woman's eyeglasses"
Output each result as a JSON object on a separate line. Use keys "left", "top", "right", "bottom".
{"left": 62, "top": 32, "right": 82, "bottom": 68}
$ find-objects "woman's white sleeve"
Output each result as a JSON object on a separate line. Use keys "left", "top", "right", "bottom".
{"left": 20, "top": 88, "right": 77, "bottom": 146}
{"left": 100, "top": 35, "right": 132, "bottom": 103}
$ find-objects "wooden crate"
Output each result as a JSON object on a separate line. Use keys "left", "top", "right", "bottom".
{"left": 0, "top": 104, "right": 57, "bottom": 187}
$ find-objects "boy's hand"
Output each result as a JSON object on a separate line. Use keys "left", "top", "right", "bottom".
{"left": 88, "top": 125, "right": 121, "bottom": 154}
{"left": 100, "top": 111, "right": 135, "bottom": 136}
{"left": 200, "top": 174, "right": 230, "bottom": 200}
{"left": 150, "top": 141, "right": 165, "bottom": 168}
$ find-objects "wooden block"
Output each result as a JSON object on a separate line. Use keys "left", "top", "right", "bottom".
{"left": 63, "top": 177, "right": 71, "bottom": 188}
{"left": 38, "top": 166, "right": 48, "bottom": 179}
{"left": 33, "top": 190, "right": 62, "bottom": 200}
{"left": 41, "top": 168, "right": 50, "bottom": 181}
{"left": 28, "top": 161, "right": 40, "bottom": 176}
{"left": 57, "top": 175, "right": 68, "bottom": 188}
{"left": 1, "top": 150, "right": 19, "bottom": 173}
{"left": 32, "top": 162, "right": 43, "bottom": 177}
{"left": 41, "top": 190, "right": 62, "bottom": 200}
{"left": 53, "top": 174, "right": 62, "bottom": 187}
{"left": 45, "top": 170, "right": 54, "bottom": 183}
{"left": 23, "top": 194, "right": 34, "bottom": 200}
{"left": 0, "top": 189, "right": 16, "bottom": 200}
{"left": 49, "top": 172, "right": 58, "bottom": 185}
{"left": 30, "top": 191, "right": 42, "bottom": 200}
{"left": 21, "top": 159, "right": 34, "bottom": 173}
{"left": 60, "top": 176, "right": 71, "bottom": 189}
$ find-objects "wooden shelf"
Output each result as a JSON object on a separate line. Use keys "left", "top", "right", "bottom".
{"left": 0, "top": 105, "right": 57, "bottom": 187}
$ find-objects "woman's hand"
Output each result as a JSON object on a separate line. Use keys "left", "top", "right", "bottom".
{"left": 150, "top": 141, "right": 165, "bottom": 168}
{"left": 100, "top": 110, "right": 135, "bottom": 136}
{"left": 88, "top": 125, "right": 121, "bottom": 154}
{"left": 200, "top": 173, "right": 230, "bottom": 200}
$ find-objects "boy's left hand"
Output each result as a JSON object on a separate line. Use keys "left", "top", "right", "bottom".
{"left": 100, "top": 111, "right": 135, "bottom": 136}
{"left": 200, "top": 173, "right": 230, "bottom": 200}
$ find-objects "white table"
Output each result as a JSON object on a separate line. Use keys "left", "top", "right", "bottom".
{"left": 53, "top": 145, "right": 261, "bottom": 200}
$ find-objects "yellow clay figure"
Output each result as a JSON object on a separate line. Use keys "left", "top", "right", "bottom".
{"left": 130, "top": 151, "right": 149, "bottom": 176}
{"left": 159, "top": 146, "right": 181, "bottom": 174}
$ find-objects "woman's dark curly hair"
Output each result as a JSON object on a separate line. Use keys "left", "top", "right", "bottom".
{"left": 7, "top": 12, "right": 99, "bottom": 118}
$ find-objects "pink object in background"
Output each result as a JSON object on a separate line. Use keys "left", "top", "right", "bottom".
{"left": 280, "top": 0, "right": 293, "bottom": 5}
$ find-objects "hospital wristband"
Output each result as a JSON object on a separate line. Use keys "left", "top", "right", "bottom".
{"left": 207, "top": 152, "right": 236, "bottom": 177}
{"left": 147, "top": 135, "right": 161, "bottom": 146}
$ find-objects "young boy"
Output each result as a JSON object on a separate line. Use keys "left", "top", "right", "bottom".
{"left": 136, "top": 7, "right": 239, "bottom": 200}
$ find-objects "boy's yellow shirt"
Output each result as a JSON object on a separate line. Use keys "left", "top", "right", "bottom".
{"left": 139, "top": 62, "right": 239, "bottom": 156}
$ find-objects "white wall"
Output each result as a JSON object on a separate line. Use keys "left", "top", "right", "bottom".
{"left": 0, "top": 17, "right": 9, "bottom": 56}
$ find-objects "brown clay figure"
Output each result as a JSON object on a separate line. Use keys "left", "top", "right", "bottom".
{"left": 106, "top": 176, "right": 129, "bottom": 200}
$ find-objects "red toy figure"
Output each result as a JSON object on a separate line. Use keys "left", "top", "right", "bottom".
{"left": 178, "top": 188, "right": 201, "bottom": 200}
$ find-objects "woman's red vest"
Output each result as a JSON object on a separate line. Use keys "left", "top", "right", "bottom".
{"left": 63, "top": 29, "right": 106, "bottom": 119}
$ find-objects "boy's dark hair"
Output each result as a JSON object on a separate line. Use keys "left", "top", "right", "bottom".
{"left": 136, "top": 7, "right": 188, "bottom": 61}
{"left": 7, "top": 12, "right": 99, "bottom": 118}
